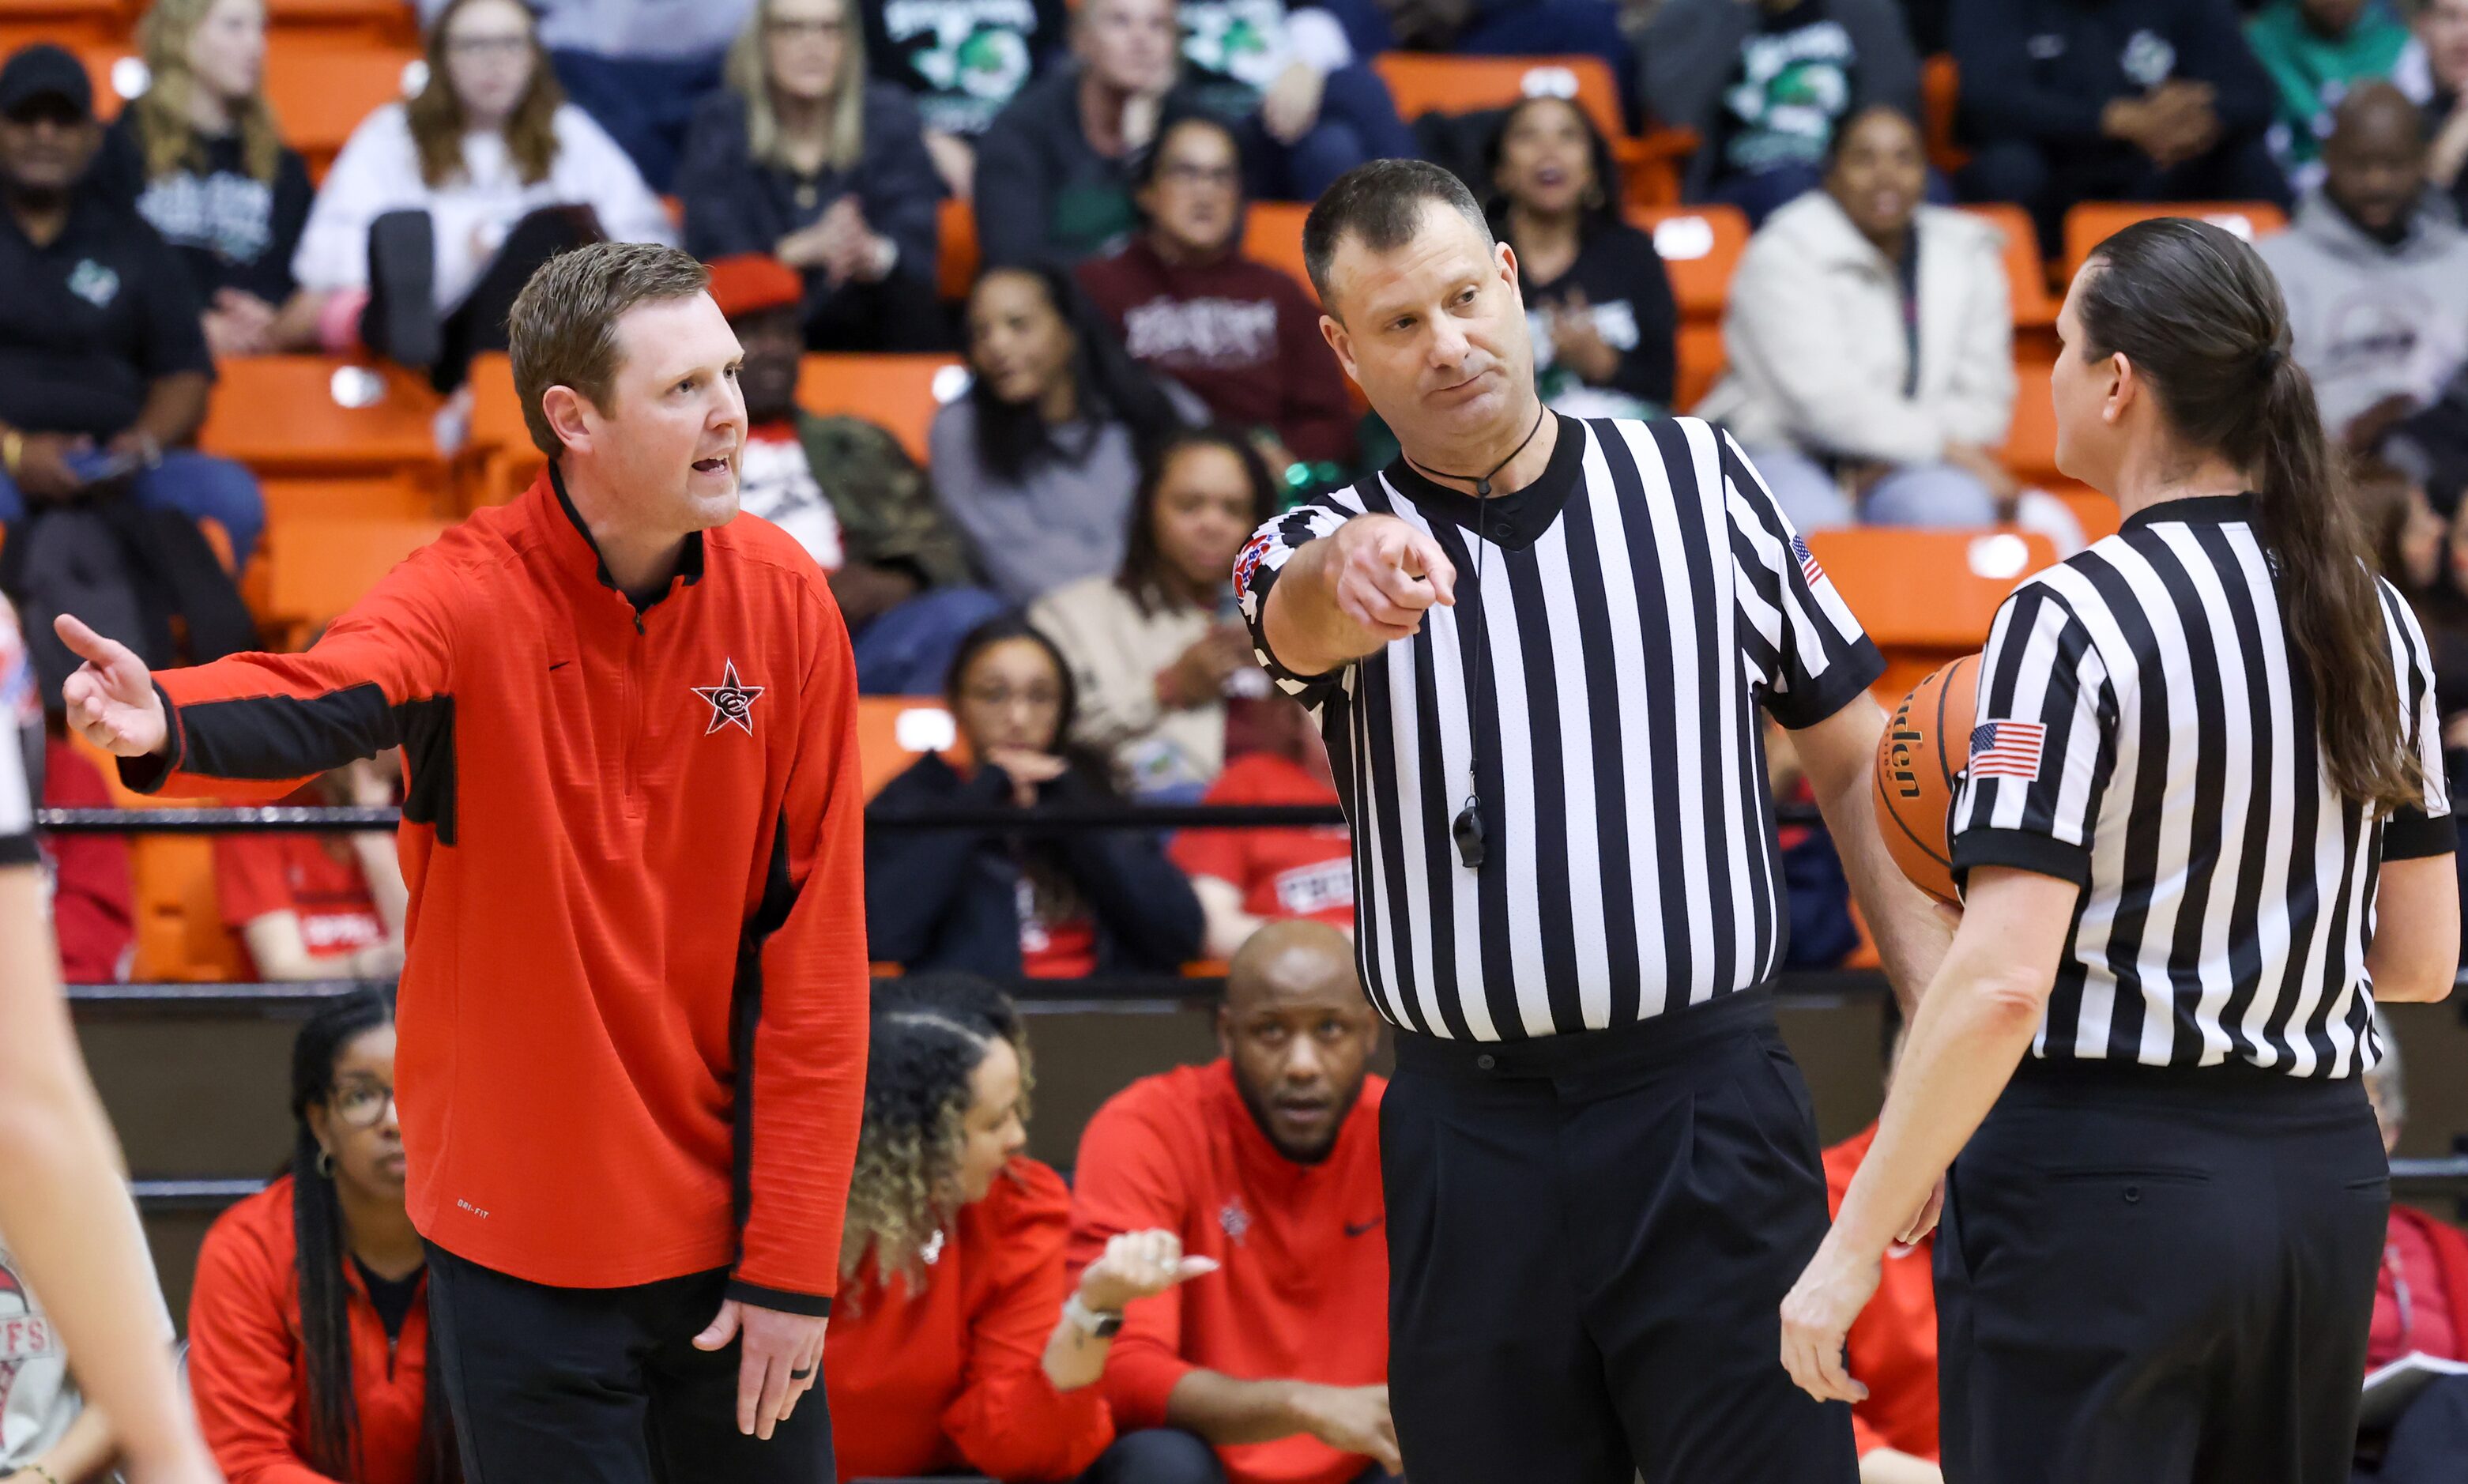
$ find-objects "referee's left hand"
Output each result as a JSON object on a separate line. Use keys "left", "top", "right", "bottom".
{"left": 694, "top": 1298, "right": 829, "bottom": 1439}
{"left": 1778, "top": 1241, "right": 1879, "bottom": 1407}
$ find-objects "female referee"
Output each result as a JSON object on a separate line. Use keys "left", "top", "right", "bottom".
{"left": 1780, "top": 216, "right": 2461, "bottom": 1484}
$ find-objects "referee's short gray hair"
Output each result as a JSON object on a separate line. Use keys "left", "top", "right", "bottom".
{"left": 1303, "top": 158, "right": 1494, "bottom": 318}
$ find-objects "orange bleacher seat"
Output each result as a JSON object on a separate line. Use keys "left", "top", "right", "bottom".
{"left": 1374, "top": 52, "right": 1626, "bottom": 152}
{"left": 1960, "top": 202, "right": 2054, "bottom": 328}
{"left": 2002, "top": 354, "right": 2059, "bottom": 486}
{"left": 457, "top": 352, "right": 538, "bottom": 509}
{"left": 1242, "top": 201, "right": 1313, "bottom": 299}
{"left": 798, "top": 353, "right": 966, "bottom": 465}
{"left": 199, "top": 356, "right": 445, "bottom": 485}
{"left": 2061, "top": 201, "right": 2289, "bottom": 285}
{"left": 264, "top": 0, "right": 419, "bottom": 46}
{"left": 259, "top": 475, "right": 437, "bottom": 527}
{"left": 856, "top": 695, "right": 972, "bottom": 800}
{"left": 71, "top": 731, "right": 251, "bottom": 984}
{"left": 1630, "top": 204, "right": 1748, "bottom": 324}
{"left": 1675, "top": 322, "right": 1725, "bottom": 413}
{"left": 1810, "top": 525, "right": 2058, "bottom": 650}
{"left": 0, "top": 0, "right": 123, "bottom": 52}
{"left": 939, "top": 197, "right": 980, "bottom": 301}
{"left": 264, "top": 39, "right": 423, "bottom": 178}
{"left": 258, "top": 514, "right": 449, "bottom": 638}
{"left": 1922, "top": 54, "right": 1967, "bottom": 175}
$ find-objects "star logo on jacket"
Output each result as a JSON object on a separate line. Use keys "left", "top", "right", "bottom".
{"left": 691, "top": 659, "right": 766, "bottom": 736}
{"left": 1219, "top": 1197, "right": 1251, "bottom": 1245}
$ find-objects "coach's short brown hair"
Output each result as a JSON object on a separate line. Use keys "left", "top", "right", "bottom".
{"left": 507, "top": 242, "right": 713, "bottom": 459}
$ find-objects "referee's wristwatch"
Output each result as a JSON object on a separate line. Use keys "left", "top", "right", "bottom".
{"left": 1064, "top": 1292, "right": 1125, "bottom": 1339}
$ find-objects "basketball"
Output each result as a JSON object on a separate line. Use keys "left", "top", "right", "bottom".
{"left": 1873, "top": 655, "right": 1980, "bottom": 905}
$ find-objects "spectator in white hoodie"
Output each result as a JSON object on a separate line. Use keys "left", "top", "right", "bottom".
{"left": 1697, "top": 104, "right": 2018, "bottom": 533}
{"left": 292, "top": 0, "right": 675, "bottom": 388}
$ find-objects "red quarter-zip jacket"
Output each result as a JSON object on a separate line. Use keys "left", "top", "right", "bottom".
{"left": 124, "top": 469, "right": 869, "bottom": 1307}
{"left": 188, "top": 1175, "right": 431, "bottom": 1484}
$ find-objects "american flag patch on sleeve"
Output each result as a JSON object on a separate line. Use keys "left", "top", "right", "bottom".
{"left": 1791, "top": 534, "right": 1824, "bottom": 586}
{"left": 1969, "top": 721, "right": 2048, "bottom": 781}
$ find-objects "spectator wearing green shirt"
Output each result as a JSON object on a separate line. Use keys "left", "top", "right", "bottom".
{"left": 2246, "top": 0, "right": 2418, "bottom": 187}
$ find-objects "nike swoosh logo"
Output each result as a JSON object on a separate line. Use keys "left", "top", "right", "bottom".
{"left": 548, "top": 661, "right": 569, "bottom": 672}
{"left": 1344, "top": 1218, "right": 1383, "bottom": 1237}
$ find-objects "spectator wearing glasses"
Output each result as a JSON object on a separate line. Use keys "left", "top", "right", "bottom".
{"left": 865, "top": 616, "right": 1204, "bottom": 979}
{"left": 212, "top": 754, "right": 408, "bottom": 984}
{"left": 1078, "top": 115, "right": 1359, "bottom": 480}
{"left": 98, "top": 0, "right": 320, "bottom": 356}
{"left": 187, "top": 989, "right": 461, "bottom": 1484}
{"left": 293, "top": 0, "right": 673, "bottom": 387}
{"left": 680, "top": 0, "right": 948, "bottom": 352}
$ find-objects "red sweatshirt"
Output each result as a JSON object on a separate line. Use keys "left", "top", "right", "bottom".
{"left": 188, "top": 1177, "right": 429, "bottom": 1484}
{"left": 1076, "top": 237, "right": 1357, "bottom": 466}
{"left": 1822, "top": 1124, "right": 1939, "bottom": 1463}
{"left": 126, "top": 471, "right": 871, "bottom": 1307}
{"left": 1068, "top": 1060, "right": 1387, "bottom": 1484}
{"left": 825, "top": 1157, "right": 1114, "bottom": 1481}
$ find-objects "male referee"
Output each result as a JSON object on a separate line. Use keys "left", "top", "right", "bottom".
{"left": 58, "top": 243, "right": 869, "bottom": 1482}
{"left": 1233, "top": 160, "right": 1950, "bottom": 1482}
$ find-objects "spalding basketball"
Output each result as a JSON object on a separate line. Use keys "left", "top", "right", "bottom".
{"left": 1873, "top": 655, "right": 1980, "bottom": 905}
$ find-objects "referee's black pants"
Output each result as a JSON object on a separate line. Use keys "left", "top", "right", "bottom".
{"left": 424, "top": 1241, "right": 835, "bottom": 1483}
{"left": 1937, "top": 1062, "right": 2387, "bottom": 1484}
{"left": 1379, "top": 988, "right": 1856, "bottom": 1484}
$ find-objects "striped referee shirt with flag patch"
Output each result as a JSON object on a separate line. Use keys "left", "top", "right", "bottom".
{"left": 1235, "top": 415, "right": 1883, "bottom": 1041}
{"left": 1951, "top": 494, "right": 2455, "bottom": 1077}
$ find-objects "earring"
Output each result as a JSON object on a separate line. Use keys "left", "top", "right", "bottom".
{"left": 316, "top": 1148, "right": 334, "bottom": 1178}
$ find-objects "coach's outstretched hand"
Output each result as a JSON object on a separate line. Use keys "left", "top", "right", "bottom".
{"left": 55, "top": 615, "right": 168, "bottom": 758}
{"left": 694, "top": 1298, "right": 830, "bottom": 1441}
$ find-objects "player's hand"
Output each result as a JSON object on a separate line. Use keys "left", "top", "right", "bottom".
{"left": 1779, "top": 1241, "right": 1879, "bottom": 1406}
{"left": 1330, "top": 514, "right": 1456, "bottom": 642}
{"left": 1076, "top": 1228, "right": 1219, "bottom": 1313}
{"left": 694, "top": 1298, "right": 828, "bottom": 1440}
{"left": 1895, "top": 1177, "right": 1945, "bottom": 1249}
{"left": 56, "top": 614, "right": 169, "bottom": 757}
{"left": 1291, "top": 1382, "right": 1402, "bottom": 1473}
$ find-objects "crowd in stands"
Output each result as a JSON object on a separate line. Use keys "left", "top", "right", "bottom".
{"left": 9, "top": 0, "right": 2468, "bottom": 1478}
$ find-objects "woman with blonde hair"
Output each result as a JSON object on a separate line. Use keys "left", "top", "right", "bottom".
{"left": 101, "top": 0, "right": 317, "bottom": 356}
{"left": 679, "top": 0, "right": 946, "bottom": 351}
{"left": 289, "top": 0, "right": 673, "bottom": 385}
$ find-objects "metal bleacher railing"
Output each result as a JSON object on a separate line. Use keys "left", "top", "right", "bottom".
{"left": 43, "top": 800, "right": 2468, "bottom": 1212}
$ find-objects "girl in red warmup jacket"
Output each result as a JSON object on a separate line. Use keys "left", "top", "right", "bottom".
{"left": 827, "top": 975, "right": 1211, "bottom": 1482}
{"left": 188, "top": 990, "right": 458, "bottom": 1484}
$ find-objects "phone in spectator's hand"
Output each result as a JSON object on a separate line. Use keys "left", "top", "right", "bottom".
{"left": 63, "top": 447, "right": 145, "bottom": 485}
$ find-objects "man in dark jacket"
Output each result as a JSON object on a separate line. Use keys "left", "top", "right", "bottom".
{"left": 1644, "top": 0, "right": 1924, "bottom": 221}
{"left": 707, "top": 254, "right": 1003, "bottom": 695}
{"left": 1950, "top": 0, "right": 2290, "bottom": 252}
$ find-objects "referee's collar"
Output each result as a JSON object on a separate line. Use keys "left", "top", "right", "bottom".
{"left": 2119, "top": 492, "right": 2258, "bottom": 533}
{"left": 1381, "top": 412, "right": 1587, "bottom": 551}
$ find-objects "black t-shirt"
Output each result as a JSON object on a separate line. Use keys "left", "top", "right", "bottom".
{"left": 864, "top": 0, "right": 1068, "bottom": 137}
{"left": 95, "top": 112, "right": 315, "bottom": 306}
{"left": 352, "top": 1256, "right": 423, "bottom": 1343}
{"left": 1712, "top": 0, "right": 1861, "bottom": 180}
{"left": 0, "top": 192, "right": 213, "bottom": 440}
{"left": 1513, "top": 219, "right": 1679, "bottom": 416}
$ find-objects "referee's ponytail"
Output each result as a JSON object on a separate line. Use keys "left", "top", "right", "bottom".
{"left": 2079, "top": 218, "right": 2425, "bottom": 813}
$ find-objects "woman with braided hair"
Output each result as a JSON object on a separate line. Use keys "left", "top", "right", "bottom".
{"left": 823, "top": 974, "right": 1212, "bottom": 1482}
{"left": 187, "top": 989, "right": 458, "bottom": 1484}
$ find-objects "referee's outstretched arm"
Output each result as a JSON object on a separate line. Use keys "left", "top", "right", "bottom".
{"left": 1258, "top": 513, "right": 1456, "bottom": 676}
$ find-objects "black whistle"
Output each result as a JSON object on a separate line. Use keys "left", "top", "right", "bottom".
{"left": 1453, "top": 798, "right": 1486, "bottom": 869}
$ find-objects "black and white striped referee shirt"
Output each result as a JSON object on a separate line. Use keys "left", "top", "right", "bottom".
{"left": 1952, "top": 494, "right": 2454, "bottom": 1078}
{"left": 2, "top": 605, "right": 34, "bottom": 870}
{"left": 1234, "top": 414, "right": 1883, "bottom": 1041}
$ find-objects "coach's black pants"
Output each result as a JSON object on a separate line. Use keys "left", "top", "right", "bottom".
{"left": 424, "top": 1241, "right": 835, "bottom": 1483}
{"left": 1938, "top": 1061, "right": 2387, "bottom": 1484}
{"left": 1381, "top": 988, "right": 1856, "bottom": 1484}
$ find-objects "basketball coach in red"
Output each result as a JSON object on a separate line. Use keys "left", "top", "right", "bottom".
{"left": 55, "top": 242, "right": 870, "bottom": 1483}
